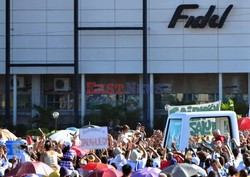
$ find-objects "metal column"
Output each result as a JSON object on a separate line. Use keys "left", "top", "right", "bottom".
{"left": 13, "top": 75, "right": 17, "bottom": 126}
{"left": 142, "top": 0, "right": 149, "bottom": 129}
{"left": 248, "top": 73, "right": 250, "bottom": 116}
{"left": 150, "top": 74, "right": 154, "bottom": 128}
{"left": 219, "top": 73, "right": 223, "bottom": 102}
{"left": 74, "top": 0, "right": 79, "bottom": 125}
{"left": 139, "top": 75, "right": 143, "bottom": 121}
{"left": 81, "top": 74, "right": 85, "bottom": 126}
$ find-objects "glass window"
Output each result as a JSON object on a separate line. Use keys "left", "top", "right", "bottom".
{"left": 86, "top": 94, "right": 139, "bottom": 110}
{"left": 165, "top": 119, "right": 182, "bottom": 150}
{"left": 189, "top": 116, "right": 231, "bottom": 146}
{"left": 45, "top": 93, "right": 80, "bottom": 111}
{"left": 0, "top": 94, "right": 4, "bottom": 110}
{"left": 154, "top": 74, "right": 219, "bottom": 110}
{"left": 17, "top": 94, "right": 31, "bottom": 110}
{"left": 46, "top": 94, "right": 69, "bottom": 110}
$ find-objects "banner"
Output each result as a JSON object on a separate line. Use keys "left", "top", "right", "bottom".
{"left": 189, "top": 118, "right": 216, "bottom": 136}
{"left": 6, "top": 141, "right": 22, "bottom": 159}
{"left": 79, "top": 127, "right": 108, "bottom": 150}
{"left": 165, "top": 101, "right": 221, "bottom": 115}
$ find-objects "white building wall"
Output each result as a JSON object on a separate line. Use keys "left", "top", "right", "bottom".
{"left": 0, "top": 0, "right": 250, "bottom": 74}
{"left": 0, "top": 0, "right": 5, "bottom": 73}
{"left": 149, "top": 0, "right": 250, "bottom": 73}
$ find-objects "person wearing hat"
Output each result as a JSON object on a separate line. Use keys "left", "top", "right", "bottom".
{"left": 86, "top": 152, "right": 101, "bottom": 163}
{"left": 49, "top": 171, "right": 60, "bottom": 177}
{"left": 127, "top": 144, "right": 147, "bottom": 171}
{"left": 19, "top": 139, "right": 32, "bottom": 164}
{"left": 60, "top": 141, "right": 78, "bottom": 177}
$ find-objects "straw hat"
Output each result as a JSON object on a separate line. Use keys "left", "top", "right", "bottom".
{"left": 49, "top": 171, "right": 60, "bottom": 177}
{"left": 87, "top": 154, "right": 95, "bottom": 162}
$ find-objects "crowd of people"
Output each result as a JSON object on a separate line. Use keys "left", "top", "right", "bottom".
{"left": 0, "top": 122, "right": 249, "bottom": 177}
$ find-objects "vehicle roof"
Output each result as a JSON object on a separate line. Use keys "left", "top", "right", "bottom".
{"left": 168, "top": 111, "right": 236, "bottom": 119}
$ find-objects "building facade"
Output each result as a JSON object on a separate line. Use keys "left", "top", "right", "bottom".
{"left": 0, "top": 0, "right": 250, "bottom": 128}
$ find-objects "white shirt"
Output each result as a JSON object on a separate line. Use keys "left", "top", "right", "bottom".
{"left": 20, "top": 150, "right": 31, "bottom": 164}
{"left": 237, "top": 161, "right": 245, "bottom": 171}
{"left": 153, "top": 157, "right": 161, "bottom": 168}
{"left": 127, "top": 158, "right": 147, "bottom": 171}
{"left": 207, "top": 166, "right": 227, "bottom": 177}
{"left": 234, "top": 158, "right": 242, "bottom": 168}
{"left": 108, "top": 157, "right": 114, "bottom": 164}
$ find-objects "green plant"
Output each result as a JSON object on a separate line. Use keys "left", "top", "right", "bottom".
{"left": 28, "top": 105, "right": 55, "bottom": 130}
{"left": 221, "top": 99, "right": 234, "bottom": 111}
{"left": 221, "top": 98, "right": 248, "bottom": 118}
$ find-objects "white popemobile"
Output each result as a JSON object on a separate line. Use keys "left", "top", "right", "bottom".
{"left": 163, "top": 111, "right": 240, "bottom": 151}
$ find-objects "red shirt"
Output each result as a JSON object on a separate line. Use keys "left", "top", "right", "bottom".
{"left": 160, "top": 160, "right": 170, "bottom": 170}
{"left": 173, "top": 154, "right": 183, "bottom": 163}
{"left": 214, "top": 135, "right": 225, "bottom": 143}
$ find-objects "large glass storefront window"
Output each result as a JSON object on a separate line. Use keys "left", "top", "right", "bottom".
{"left": 154, "top": 74, "right": 219, "bottom": 110}
{"left": 43, "top": 75, "right": 81, "bottom": 111}
{"left": 223, "top": 74, "right": 248, "bottom": 103}
{"left": 0, "top": 76, "right": 32, "bottom": 111}
{"left": 85, "top": 74, "right": 139, "bottom": 111}
{"left": 17, "top": 94, "right": 32, "bottom": 109}
{"left": 0, "top": 76, "right": 5, "bottom": 110}
{"left": 45, "top": 93, "right": 80, "bottom": 110}
{"left": 86, "top": 94, "right": 139, "bottom": 110}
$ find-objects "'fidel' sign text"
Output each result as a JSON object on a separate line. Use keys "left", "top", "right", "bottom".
{"left": 168, "top": 4, "right": 233, "bottom": 28}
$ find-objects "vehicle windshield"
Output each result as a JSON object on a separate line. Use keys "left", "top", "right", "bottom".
{"left": 165, "top": 119, "right": 182, "bottom": 150}
{"left": 189, "top": 116, "right": 231, "bottom": 148}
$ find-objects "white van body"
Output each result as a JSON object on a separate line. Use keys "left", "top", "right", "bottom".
{"left": 163, "top": 111, "right": 240, "bottom": 151}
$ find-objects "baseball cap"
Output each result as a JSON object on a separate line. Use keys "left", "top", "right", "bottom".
{"left": 64, "top": 141, "right": 72, "bottom": 147}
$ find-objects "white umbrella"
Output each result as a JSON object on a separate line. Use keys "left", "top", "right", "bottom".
{"left": 49, "top": 130, "right": 75, "bottom": 142}
{"left": 161, "top": 163, "right": 207, "bottom": 177}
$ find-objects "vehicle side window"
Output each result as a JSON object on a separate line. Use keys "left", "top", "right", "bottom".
{"left": 165, "top": 119, "right": 182, "bottom": 150}
{"left": 189, "top": 117, "right": 231, "bottom": 146}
